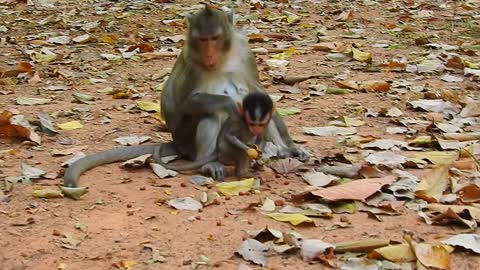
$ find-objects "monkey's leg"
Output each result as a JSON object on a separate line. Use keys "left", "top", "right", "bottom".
{"left": 235, "top": 155, "right": 253, "bottom": 178}
{"left": 268, "top": 113, "right": 310, "bottom": 161}
{"left": 64, "top": 143, "right": 173, "bottom": 188}
{"left": 195, "top": 116, "right": 226, "bottom": 180}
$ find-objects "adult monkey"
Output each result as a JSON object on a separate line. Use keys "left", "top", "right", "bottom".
{"left": 64, "top": 5, "right": 308, "bottom": 188}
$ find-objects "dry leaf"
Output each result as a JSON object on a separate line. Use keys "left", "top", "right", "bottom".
{"left": 415, "top": 165, "right": 450, "bottom": 203}
{"left": 441, "top": 234, "right": 480, "bottom": 254}
{"left": 311, "top": 176, "right": 397, "bottom": 201}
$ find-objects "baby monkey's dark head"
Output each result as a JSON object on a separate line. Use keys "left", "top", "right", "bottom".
{"left": 237, "top": 92, "right": 274, "bottom": 136}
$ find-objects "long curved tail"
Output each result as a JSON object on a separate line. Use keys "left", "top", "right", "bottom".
{"left": 64, "top": 144, "right": 162, "bottom": 188}
{"left": 162, "top": 154, "right": 216, "bottom": 172}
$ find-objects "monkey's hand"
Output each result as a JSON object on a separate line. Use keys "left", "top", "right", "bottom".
{"left": 200, "top": 161, "right": 226, "bottom": 181}
{"left": 247, "top": 148, "right": 259, "bottom": 160}
{"left": 246, "top": 144, "right": 262, "bottom": 160}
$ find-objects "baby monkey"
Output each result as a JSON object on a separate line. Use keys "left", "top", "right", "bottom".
{"left": 161, "top": 91, "right": 274, "bottom": 180}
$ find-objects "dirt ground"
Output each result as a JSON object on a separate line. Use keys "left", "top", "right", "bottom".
{"left": 1, "top": 0, "right": 480, "bottom": 269}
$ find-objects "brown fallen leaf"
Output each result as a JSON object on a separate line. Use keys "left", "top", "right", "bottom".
{"left": 415, "top": 165, "right": 450, "bottom": 203}
{"left": 360, "top": 80, "right": 390, "bottom": 92}
{"left": 458, "top": 184, "right": 480, "bottom": 203}
{"left": 311, "top": 176, "right": 397, "bottom": 201}
{"left": 334, "top": 239, "right": 391, "bottom": 253}
{"left": 378, "top": 61, "right": 406, "bottom": 72}
{"left": 413, "top": 243, "right": 450, "bottom": 269}
{"left": 428, "top": 204, "right": 480, "bottom": 221}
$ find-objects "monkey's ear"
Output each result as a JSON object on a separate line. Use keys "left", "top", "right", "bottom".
{"left": 226, "top": 9, "right": 235, "bottom": 25}
{"left": 236, "top": 103, "right": 243, "bottom": 115}
{"left": 185, "top": 13, "right": 193, "bottom": 29}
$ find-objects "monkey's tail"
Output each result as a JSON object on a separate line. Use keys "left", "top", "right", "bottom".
{"left": 162, "top": 155, "right": 217, "bottom": 172}
{"left": 64, "top": 144, "right": 164, "bottom": 188}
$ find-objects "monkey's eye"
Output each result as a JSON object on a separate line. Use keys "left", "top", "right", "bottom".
{"left": 199, "top": 37, "right": 208, "bottom": 42}
{"left": 211, "top": 35, "right": 220, "bottom": 41}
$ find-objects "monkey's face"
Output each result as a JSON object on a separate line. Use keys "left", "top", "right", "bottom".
{"left": 245, "top": 112, "right": 271, "bottom": 136}
{"left": 187, "top": 6, "right": 232, "bottom": 71}
{"left": 198, "top": 34, "right": 224, "bottom": 70}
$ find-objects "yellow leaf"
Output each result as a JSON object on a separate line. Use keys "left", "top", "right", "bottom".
{"left": 408, "top": 136, "right": 432, "bottom": 146}
{"left": 286, "top": 14, "right": 301, "bottom": 24}
{"left": 371, "top": 244, "right": 416, "bottom": 262}
{"left": 57, "top": 121, "right": 83, "bottom": 130}
{"left": 164, "top": 189, "right": 172, "bottom": 195}
{"left": 33, "top": 188, "right": 64, "bottom": 198}
{"left": 300, "top": 23, "right": 315, "bottom": 29}
{"left": 120, "top": 260, "right": 136, "bottom": 269}
{"left": 414, "top": 243, "right": 450, "bottom": 269}
{"left": 112, "top": 90, "right": 132, "bottom": 99}
{"left": 33, "top": 53, "right": 57, "bottom": 64}
{"left": 169, "top": 210, "right": 178, "bottom": 215}
{"left": 266, "top": 213, "right": 313, "bottom": 226}
{"left": 352, "top": 47, "right": 372, "bottom": 63}
{"left": 137, "top": 101, "right": 161, "bottom": 112}
{"left": 464, "top": 61, "right": 478, "bottom": 69}
{"left": 216, "top": 178, "right": 255, "bottom": 196}
{"left": 414, "top": 151, "right": 459, "bottom": 165}
{"left": 271, "top": 47, "right": 296, "bottom": 60}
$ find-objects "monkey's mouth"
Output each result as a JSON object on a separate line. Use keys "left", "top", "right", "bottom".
{"left": 205, "top": 63, "right": 218, "bottom": 71}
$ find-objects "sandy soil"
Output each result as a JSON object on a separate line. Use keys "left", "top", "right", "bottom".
{"left": 1, "top": 0, "right": 480, "bottom": 269}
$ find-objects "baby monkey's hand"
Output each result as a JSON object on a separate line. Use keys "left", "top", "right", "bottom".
{"left": 246, "top": 144, "right": 262, "bottom": 160}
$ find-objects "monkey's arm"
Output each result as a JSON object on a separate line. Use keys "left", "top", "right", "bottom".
{"left": 180, "top": 92, "right": 235, "bottom": 116}
{"left": 268, "top": 113, "right": 310, "bottom": 161}
{"left": 64, "top": 143, "right": 175, "bottom": 188}
{"left": 225, "top": 133, "right": 250, "bottom": 152}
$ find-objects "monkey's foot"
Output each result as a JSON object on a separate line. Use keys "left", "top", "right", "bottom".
{"left": 200, "top": 161, "right": 226, "bottom": 181}
{"left": 278, "top": 147, "right": 311, "bottom": 161}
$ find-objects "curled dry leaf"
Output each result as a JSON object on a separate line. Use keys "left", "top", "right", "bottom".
{"left": 270, "top": 158, "right": 303, "bottom": 174}
{"left": 413, "top": 242, "right": 450, "bottom": 269}
{"left": 318, "top": 163, "right": 362, "bottom": 178}
{"left": 441, "top": 234, "right": 480, "bottom": 254}
{"left": 237, "top": 239, "right": 268, "bottom": 266}
{"left": 113, "top": 135, "right": 151, "bottom": 146}
{"left": 365, "top": 151, "right": 407, "bottom": 168}
{"left": 428, "top": 203, "right": 480, "bottom": 221}
{"left": 302, "top": 171, "right": 337, "bottom": 187}
{"left": 121, "top": 154, "right": 152, "bottom": 168}
{"left": 301, "top": 239, "right": 335, "bottom": 262}
{"left": 150, "top": 163, "right": 178, "bottom": 178}
{"left": 37, "top": 112, "right": 58, "bottom": 135}
{"left": 21, "top": 163, "right": 45, "bottom": 179}
{"left": 167, "top": 197, "right": 203, "bottom": 211}
{"left": 415, "top": 165, "right": 450, "bottom": 203}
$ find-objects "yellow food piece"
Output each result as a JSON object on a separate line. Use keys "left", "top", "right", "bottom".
{"left": 247, "top": 148, "right": 258, "bottom": 160}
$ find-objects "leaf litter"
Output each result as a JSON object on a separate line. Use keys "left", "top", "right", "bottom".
{"left": 1, "top": 0, "right": 480, "bottom": 269}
